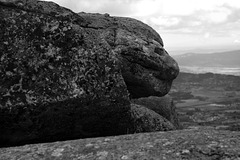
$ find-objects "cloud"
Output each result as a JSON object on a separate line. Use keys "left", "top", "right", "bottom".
{"left": 150, "top": 16, "right": 181, "bottom": 27}
{"left": 46, "top": 0, "right": 138, "bottom": 16}
{"left": 234, "top": 40, "right": 240, "bottom": 43}
{"left": 134, "top": 0, "right": 161, "bottom": 16}
{"left": 198, "top": 7, "right": 231, "bottom": 24}
{"left": 204, "top": 33, "right": 210, "bottom": 39}
{"left": 145, "top": 4, "right": 239, "bottom": 36}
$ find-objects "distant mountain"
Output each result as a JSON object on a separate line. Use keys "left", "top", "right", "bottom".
{"left": 173, "top": 50, "right": 240, "bottom": 67}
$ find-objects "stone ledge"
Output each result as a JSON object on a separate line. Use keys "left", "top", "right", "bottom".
{"left": 1, "top": 127, "right": 240, "bottom": 160}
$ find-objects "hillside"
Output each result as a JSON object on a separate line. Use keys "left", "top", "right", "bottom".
{"left": 173, "top": 72, "right": 240, "bottom": 90}
{"left": 169, "top": 72, "right": 240, "bottom": 129}
{"left": 173, "top": 50, "right": 240, "bottom": 67}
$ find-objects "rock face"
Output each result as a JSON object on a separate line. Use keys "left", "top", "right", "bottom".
{"left": 132, "top": 95, "right": 181, "bottom": 129}
{"left": 129, "top": 104, "right": 176, "bottom": 133}
{"left": 79, "top": 13, "right": 179, "bottom": 98}
{"left": 1, "top": 127, "right": 240, "bottom": 160}
{"left": 0, "top": 0, "right": 179, "bottom": 147}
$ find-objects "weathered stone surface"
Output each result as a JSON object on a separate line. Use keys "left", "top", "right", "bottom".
{"left": 132, "top": 95, "right": 181, "bottom": 129}
{"left": 129, "top": 104, "right": 175, "bottom": 133}
{"left": 1, "top": 127, "right": 240, "bottom": 160}
{"left": 0, "top": 0, "right": 179, "bottom": 147}
{"left": 78, "top": 13, "right": 179, "bottom": 98}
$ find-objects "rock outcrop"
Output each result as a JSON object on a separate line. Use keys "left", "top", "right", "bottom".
{"left": 78, "top": 13, "right": 179, "bottom": 98}
{"left": 1, "top": 127, "right": 240, "bottom": 160}
{"left": 129, "top": 104, "right": 176, "bottom": 133}
{"left": 132, "top": 95, "right": 181, "bottom": 129}
{"left": 0, "top": 0, "right": 179, "bottom": 147}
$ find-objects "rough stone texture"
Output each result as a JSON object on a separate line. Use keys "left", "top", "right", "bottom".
{"left": 129, "top": 104, "right": 175, "bottom": 133}
{"left": 0, "top": 0, "right": 130, "bottom": 147}
{"left": 131, "top": 95, "right": 181, "bottom": 129}
{"left": 1, "top": 127, "right": 240, "bottom": 160}
{"left": 0, "top": 0, "right": 179, "bottom": 147}
{"left": 78, "top": 13, "right": 179, "bottom": 98}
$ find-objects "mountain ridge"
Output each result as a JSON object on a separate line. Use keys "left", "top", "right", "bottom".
{"left": 173, "top": 50, "right": 240, "bottom": 68}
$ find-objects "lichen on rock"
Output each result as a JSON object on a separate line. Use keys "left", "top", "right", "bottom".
{"left": 0, "top": 0, "right": 179, "bottom": 147}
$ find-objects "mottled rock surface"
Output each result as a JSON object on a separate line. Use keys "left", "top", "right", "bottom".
{"left": 0, "top": 0, "right": 179, "bottom": 147}
{"left": 78, "top": 12, "right": 179, "bottom": 98}
{"left": 1, "top": 127, "right": 240, "bottom": 160}
{"left": 132, "top": 95, "right": 181, "bottom": 128}
{"left": 129, "top": 104, "right": 176, "bottom": 133}
{"left": 0, "top": 0, "right": 130, "bottom": 147}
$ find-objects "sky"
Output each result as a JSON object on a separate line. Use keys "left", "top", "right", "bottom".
{"left": 44, "top": 0, "right": 240, "bottom": 54}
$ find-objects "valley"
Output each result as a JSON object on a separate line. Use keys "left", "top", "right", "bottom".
{"left": 170, "top": 72, "right": 240, "bottom": 131}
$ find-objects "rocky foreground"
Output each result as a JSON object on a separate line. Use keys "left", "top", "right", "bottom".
{"left": 1, "top": 0, "right": 239, "bottom": 159}
{"left": 1, "top": 127, "right": 240, "bottom": 160}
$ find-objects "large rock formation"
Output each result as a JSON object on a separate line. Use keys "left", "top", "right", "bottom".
{"left": 1, "top": 127, "right": 240, "bottom": 160}
{"left": 0, "top": 0, "right": 179, "bottom": 147}
{"left": 78, "top": 13, "right": 179, "bottom": 98}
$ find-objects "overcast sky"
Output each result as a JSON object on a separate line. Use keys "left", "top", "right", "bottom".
{"left": 45, "top": 0, "right": 240, "bottom": 54}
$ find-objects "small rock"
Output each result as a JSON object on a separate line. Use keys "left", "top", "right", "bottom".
{"left": 181, "top": 149, "right": 190, "bottom": 154}
{"left": 121, "top": 155, "right": 129, "bottom": 159}
{"left": 51, "top": 148, "right": 64, "bottom": 157}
